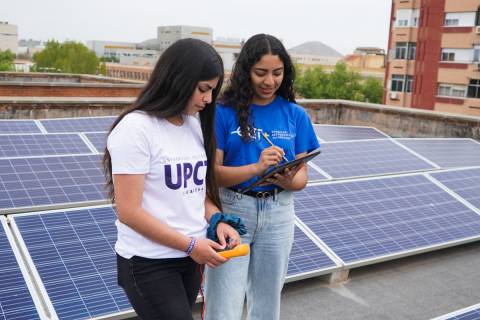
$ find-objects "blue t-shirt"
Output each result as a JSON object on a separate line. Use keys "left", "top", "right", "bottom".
{"left": 216, "top": 96, "right": 320, "bottom": 191}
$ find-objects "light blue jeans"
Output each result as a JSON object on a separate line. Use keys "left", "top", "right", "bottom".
{"left": 204, "top": 188, "right": 295, "bottom": 320}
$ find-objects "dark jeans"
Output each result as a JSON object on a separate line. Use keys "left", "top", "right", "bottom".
{"left": 117, "top": 254, "right": 201, "bottom": 320}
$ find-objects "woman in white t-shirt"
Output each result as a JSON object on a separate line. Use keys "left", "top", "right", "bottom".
{"left": 103, "top": 38, "right": 240, "bottom": 320}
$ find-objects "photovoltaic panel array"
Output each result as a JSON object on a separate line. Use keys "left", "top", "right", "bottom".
{"left": 311, "top": 139, "right": 435, "bottom": 179}
{"left": 397, "top": 138, "right": 480, "bottom": 168}
{"left": 294, "top": 174, "right": 480, "bottom": 266}
{"left": 0, "top": 134, "right": 92, "bottom": 158}
{"left": 286, "top": 225, "right": 338, "bottom": 279}
{"left": 429, "top": 168, "right": 480, "bottom": 210}
{"left": 0, "top": 154, "right": 106, "bottom": 212}
{"left": 12, "top": 206, "right": 131, "bottom": 320}
{"left": 84, "top": 132, "right": 108, "bottom": 153}
{"left": 40, "top": 117, "right": 115, "bottom": 133}
{"left": 431, "top": 303, "right": 480, "bottom": 320}
{"left": 313, "top": 124, "right": 389, "bottom": 142}
{"left": 0, "top": 217, "right": 41, "bottom": 320}
{"left": 0, "top": 120, "right": 41, "bottom": 134}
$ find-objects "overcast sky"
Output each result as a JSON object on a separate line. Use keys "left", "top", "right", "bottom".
{"left": 4, "top": 0, "right": 391, "bottom": 55}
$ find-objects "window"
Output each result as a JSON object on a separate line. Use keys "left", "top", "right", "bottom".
{"left": 407, "top": 43, "right": 416, "bottom": 60}
{"left": 397, "top": 19, "right": 409, "bottom": 27}
{"left": 405, "top": 75, "right": 413, "bottom": 93}
{"left": 391, "top": 75, "right": 405, "bottom": 92}
{"left": 438, "top": 84, "right": 467, "bottom": 97}
{"left": 441, "top": 51, "right": 455, "bottom": 61}
{"left": 445, "top": 18, "right": 459, "bottom": 26}
{"left": 474, "top": 45, "right": 480, "bottom": 62}
{"left": 395, "top": 42, "right": 407, "bottom": 59}
{"left": 468, "top": 79, "right": 480, "bottom": 98}
{"left": 394, "top": 42, "right": 416, "bottom": 60}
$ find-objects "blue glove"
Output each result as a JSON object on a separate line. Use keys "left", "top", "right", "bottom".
{"left": 207, "top": 212, "right": 247, "bottom": 243}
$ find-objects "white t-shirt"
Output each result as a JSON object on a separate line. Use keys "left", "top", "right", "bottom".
{"left": 107, "top": 111, "right": 208, "bottom": 259}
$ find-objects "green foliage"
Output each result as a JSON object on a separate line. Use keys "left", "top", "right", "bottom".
{"left": 32, "top": 40, "right": 99, "bottom": 74}
{"left": 0, "top": 49, "right": 15, "bottom": 71}
{"left": 100, "top": 56, "right": 119, "bottom": 63}
{"left": 99, "top": 62, "right": 107, "bottom": 76}
{"left": 295, "top": 62, "right": 384, "bottom": 104}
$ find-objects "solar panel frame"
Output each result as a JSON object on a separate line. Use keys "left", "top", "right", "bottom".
{"left": 0, "top": 120, "right": 43, "bottom": 134}
{"left": 0, "top": 216, "right": 46, "bottom": 320}
{"left": 40, "top": 116, "right": 116, "bottom": 133}
{"left": 310, "top": 138, "right": 438, "bottom": 180}
{"left": 0, "top": 154, "right": 109, "bottom": 214}
{"left": 430, "top": 303, "right": 480, "bottom": 320}
{"left": 428, "top": 167, "right": 480, "bottom": 213}
{"left": 0, "top": 133, "right": 94, "bottom": 159}
{"left": 285, "top": 221, "right": 341, "bottom": 282}
{"left": 295, "top": 172, "right": 480, "bottom": 269}
{"left": 9, "top": 205, "right": 135, "bottom": 320}
{"left": 313, "top": 124, "right": 390, "bottom": 142}
{"left": 83, "top": 132, "right": 108, "bottom": 154}
{"left": 396, "top": 138, "right": 480, "bottom": 168}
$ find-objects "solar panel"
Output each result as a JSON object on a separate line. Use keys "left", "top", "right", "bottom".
{"left": 311, "top": 139, "right": 436, "bottom": 179}
{"left": 40, "top": 117, "right": 116, "bottom": 133}
{"left": 294, "top": 174, "right": 480, "bottom": 266}
{"left": 11, "top": 206, "right": 131, "bottom": 320}
{"left": 0, "top": 120, "right": 42, "bottom": 134}
{"left": 397, "top": 138, "right": 480, "bottom": 168}
{"left": 84, "top": 132, "right": 108, "bottom": 153}
{"left": 0, "top": 154, "right": 107, "bottom": 212}
{"left": 0, "top": 217, "right": 43, "bottom": 320}
{"left": 429, "top": 168, "right": 480, "bottom": 210}
{"left": 0, "top": 134, "right": 92, "bottom": 158}
{"left": 313, "top": 124, "right": 389, "bottom": 142}
{"left": 307, "top": 163, "right": 329, "bottom": 181}
{"left": 431, "top": 303, "right": 480, "bottom": 320}
{"left": 286, "top": 224, "right": 338, "bottom": 279}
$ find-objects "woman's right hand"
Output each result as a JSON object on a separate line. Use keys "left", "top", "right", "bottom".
{"left": 255, "top": 146, "right": 285, "bottom": 174}
{"left": 189, "top": 238, "right": 228, "bottom": 268}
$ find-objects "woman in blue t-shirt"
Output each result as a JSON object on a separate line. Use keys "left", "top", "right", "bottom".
{"left": 204, "top": 34, "right": 320, "bottom": 320}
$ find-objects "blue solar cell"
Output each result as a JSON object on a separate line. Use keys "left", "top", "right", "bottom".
{"left": 0, "top": 120, "right": 42, "bottom": 134}
{"left": 313, "top": 124, "right": 389, "bottom": 142}
{"left": 13, "top": 206, "right": 130, "bottom": 320}
{"left": 40, "top": 117, "right": 116, "bottom": 133}
{"left": 311, "top": 139, "right": 435, "bottom": 179}
{"left": 84, "top": 132, "right": 108, "bottom": 153}
{"left": 397, "top": 139, "right": 480, "bottom": 168}
{"left": 446, "top": 306, "right": 480, "bottom": 320}
{"left": 307, "top": 164, "right": 328, "bottom": 181}
{"left": 294, "top": 174, "right": 480, "bottom": 265}
{"left": 0, "top": 134, "right": 92, "bottom": 158}
{"left": 430, "top": 168, "right": 480, "bottom": 210}
{"left": 287, "top": 225, "right": 337, "bottom": 277}
{"left": 0, "top": 218, "right": 41, "bottom": 320}
{"left": 0, "top": 155, "right": 106, "bottom": 211}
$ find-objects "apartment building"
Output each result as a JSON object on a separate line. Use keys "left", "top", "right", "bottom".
{"left": 0, "top": 21, "right": 18, "bottom": 54}
{"left": 384, "top": 0, "right": 480, "bottom": 117}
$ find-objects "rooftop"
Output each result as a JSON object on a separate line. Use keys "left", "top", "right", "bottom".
{"left": 0, "top": 96, "right": 479, "bottom": 320}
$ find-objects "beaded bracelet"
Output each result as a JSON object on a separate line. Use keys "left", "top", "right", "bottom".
{"left": 185, "top": 237, "right": 196, "bottom": 255}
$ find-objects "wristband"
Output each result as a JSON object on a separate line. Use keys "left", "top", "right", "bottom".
{"left": 185, "top": 237, "right": 196, "bottom": 255}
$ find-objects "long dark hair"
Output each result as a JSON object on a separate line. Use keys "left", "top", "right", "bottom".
{"left": 221, "top": 34, "right": 296, "bottom": 140}
{"left": 103, "top": 38, "right": 224, "bottom": 209}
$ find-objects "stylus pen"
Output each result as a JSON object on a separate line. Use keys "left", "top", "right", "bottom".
{"left": 261, "top": 132, "right": 289, "bottom": 163}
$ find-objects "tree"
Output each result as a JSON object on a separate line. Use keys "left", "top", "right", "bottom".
{"left": 361, "top": 77, "right": 384, "bottom": 104}
{"left": 0, "top": 49, "right": 15, "bottom": 71}
{"left": 32, "top": 40, "right": 99, "bottom": 74}
{"left": 99, "top": 62, "right": 107, "bottom": 76}
{"left": 295, "top": 62, "right": 383, "bottom": 104}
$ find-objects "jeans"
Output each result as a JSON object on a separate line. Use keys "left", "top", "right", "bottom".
{"left": 117, "top": 254, "right": 200, "bottom": 320}
{"left": 204, "top": 188, "right": 295, "bottom": 320}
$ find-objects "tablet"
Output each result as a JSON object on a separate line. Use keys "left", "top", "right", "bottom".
{"left": 241, "top": 148, "right": 321, "bottom": 193}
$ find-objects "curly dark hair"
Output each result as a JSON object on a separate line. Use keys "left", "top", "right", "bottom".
{"left": 220, "top": 34, "right": 296, "bottom": 140}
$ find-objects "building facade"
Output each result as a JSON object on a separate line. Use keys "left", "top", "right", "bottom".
{"left": 384, "top": 0, "right": 480, "bottom": 117}
{"left": 0, "top": 21, "right": 18, "bottom": 54}
{"left": 157, "top": 25, "right": 213, "bottom": 53}
{"left": 213, "top": 38, "right": 241, "bottom": 72}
